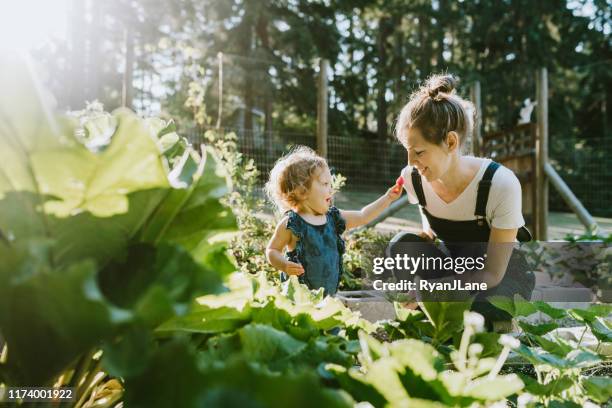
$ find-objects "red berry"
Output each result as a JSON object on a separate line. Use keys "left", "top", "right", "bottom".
{"left": 395, "top": 175, "right": 404, "bottom": 186}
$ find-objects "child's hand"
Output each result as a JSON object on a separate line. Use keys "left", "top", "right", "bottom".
{"left": 386, "top": 176, "right": 404, "bottom": 202}
{"left": 284, "top": 260, "right": 305, "bottom": 276}
{"left": 392, "top": 175, "right": 404, "bottom": 194}
{"left": 386, "top": 186, "right": 402, "bottom": 202}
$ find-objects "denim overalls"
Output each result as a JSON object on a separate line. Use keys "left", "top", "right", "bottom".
{"left": 282, "top": 207, "right": 346, "bottom": 296}
{"left": 392, "top": 161, "right": 535, "bottom": 322}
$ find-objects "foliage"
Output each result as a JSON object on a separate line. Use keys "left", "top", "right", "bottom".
{"left": 0, "top": 53, "right": 235, "bottom": 401}
{"left": 519, "top": 236, "right": 611, "bottom": 300}
{"left": 487, "top": 295, "right": 612, "bottom": 406}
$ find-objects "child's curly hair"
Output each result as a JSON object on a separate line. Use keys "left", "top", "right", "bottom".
{"left": 265, "top": 146, "right": 328, "bottom": 212}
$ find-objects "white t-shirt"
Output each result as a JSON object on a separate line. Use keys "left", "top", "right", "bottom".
{"left": 401, "top": 158, "right": 524, "bottom": 231}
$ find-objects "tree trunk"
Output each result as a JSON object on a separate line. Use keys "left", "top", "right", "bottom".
{"left": 376, "top": 16, "right": 391, "bottom": 141}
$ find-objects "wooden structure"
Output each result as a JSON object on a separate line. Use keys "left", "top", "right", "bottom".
{"left": 477, "top": 68, "right": 598, "bottom": 238}
{"left": 480, "top": 123, "right": 538, "bottom": 234}
{"left": 366, "top": 69, "right": 599, "bottom": 238}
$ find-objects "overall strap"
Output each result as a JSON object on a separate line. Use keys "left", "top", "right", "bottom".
{"left": 411, "top": 168, "right": 427, "bottom": 207}
{"left": 475, "top": 161, "right": 501, "bottom": 217}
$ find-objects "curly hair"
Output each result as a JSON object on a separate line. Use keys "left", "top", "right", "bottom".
{"left": 265, "top": 146, "right": 328, "bottom": 212}
{"left": 395, "top": 74, "right": 475, "bottom": 149}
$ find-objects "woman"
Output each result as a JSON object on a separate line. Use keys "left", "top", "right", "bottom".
{"left": 391, "top": 74, "right": 534, "bottom": 325}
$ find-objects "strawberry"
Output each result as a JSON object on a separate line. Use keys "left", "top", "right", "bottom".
{"left": 393, "top": 175, "right": 404, "bottom": 193}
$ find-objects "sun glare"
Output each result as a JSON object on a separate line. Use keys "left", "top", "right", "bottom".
{"left": 0, "top": 0, "right": 69, "bottom": 51}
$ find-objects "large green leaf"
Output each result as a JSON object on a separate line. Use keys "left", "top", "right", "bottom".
{"left": 139, "top": 148, "right": 237, "bottom": 249}
{"left": 156, "top": 305, "right": 252, "bottom": 334}
{"left": 0, "top": 242, "right": 125, "bottom": 385}
{"left": 238, "top": 324, "right": 307, "bottom": 369}
{"left": 122, "top": 339, "right": 351, "bottom": 408}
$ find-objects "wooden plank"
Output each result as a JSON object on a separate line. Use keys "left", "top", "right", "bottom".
{"left": 536, "top": 68, "right": 549, "bottom": 240}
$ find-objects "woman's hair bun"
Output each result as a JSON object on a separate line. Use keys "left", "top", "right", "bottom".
{"left": 425, "top": 74, "right": 457, "bottom": 99}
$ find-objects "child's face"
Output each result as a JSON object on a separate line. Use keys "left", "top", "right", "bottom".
{"left": 301, "top": 166, "right": 333, "bottom": 215}
{"left": 406, "top": 127, "right": 455, "bottom": 181}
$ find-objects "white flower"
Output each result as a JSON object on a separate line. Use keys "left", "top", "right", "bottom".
{"left": 464, "top": 311, "right": 485, "bottom": 332}
{"left": 517, "top": 393, "right": 535, "bottom": 408}
{"left": 499, "top": 334, "right": 520, "bottom": 349}
{"left": 468, "top": 343, "right": 484, "bottom": 357}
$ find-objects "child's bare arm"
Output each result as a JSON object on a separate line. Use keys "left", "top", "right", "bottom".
{"left": 266, "top": 217, "right": 305, "bottom": 276}
{"left": 341, "top": 185, "right": 402, "bottom": 230}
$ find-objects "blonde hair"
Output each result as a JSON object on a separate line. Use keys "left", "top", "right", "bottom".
{"left": 395, "top": 74, "right": 474, "bottom": 148}
{"left": 265, "top": 146, "right": 328, "bottom": 212}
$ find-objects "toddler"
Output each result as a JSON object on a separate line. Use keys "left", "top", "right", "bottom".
{"left": 265, "top": 146, "right": 402, "bottom": 295}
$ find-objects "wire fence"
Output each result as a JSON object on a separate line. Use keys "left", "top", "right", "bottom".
{"left": 550, "top": 136, "right": 612, "bottom": 218}
{"left": 188, "top": 127, "right": 611, "bottom": 219}
{"left": 181, "top": 52, "right": 611, "bottom": 219}
{"left": 188, "top": 127, "right": 407, "bottom": 192}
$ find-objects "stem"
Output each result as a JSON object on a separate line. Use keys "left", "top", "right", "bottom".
{"left": 595, "top": 340, "right": 602, "bottom": 354}
{"left": 577, "top": 326, "right": 588, "bottom": 346}
{"left": 458, "top": 326, "right": 473, "bottom": 372}
{"left": 488, "top": 347, "right": 510, "bottom": 379}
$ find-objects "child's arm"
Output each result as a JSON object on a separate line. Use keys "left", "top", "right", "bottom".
{"left": 341, "top": 184, "right": 402, "bottom": 230}
{"left": 266, "top": 217, "right": 305, "bottom": 276}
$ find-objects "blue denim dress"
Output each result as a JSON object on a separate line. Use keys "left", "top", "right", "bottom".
{"left": 282, "top": 207, "right": 346, "bottom": 296}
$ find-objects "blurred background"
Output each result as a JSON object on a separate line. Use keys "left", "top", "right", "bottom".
{"left": 1, "top": 0, "right": 610, "bottom": 217}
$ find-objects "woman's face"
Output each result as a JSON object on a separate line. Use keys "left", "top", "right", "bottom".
{"left": 406, "top": 127, "right": 455, "bottom": 181}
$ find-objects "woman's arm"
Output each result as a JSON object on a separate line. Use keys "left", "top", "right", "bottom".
{"left": 471, "top": 227, "right": 517, "bottom": 287}
{"left": 341, "top": 186, "right": 402, "bottom": 230}
{"left": 265, "top": 217, "right": 305, "bottom": 276}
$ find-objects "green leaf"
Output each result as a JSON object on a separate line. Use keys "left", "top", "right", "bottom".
{"left": 528, "top": 334, "right": 573, "bottom": 356}
{"left": 388, "top": 339, "right": 443, "bottom": 381}
{"left": 514, "top": 344, "right": 602, "bottom": 369}
{"left": 582, "top": 376, "right": 612, "bottom": 403}
{"left": 489, "top": 294, "right": 537, "bottom": 318}
{"left": 472, "top": 333, "right": 502, "bottom": 357}
{"left": 238, "top": 323, "right": 307, "bottom": 366}
{"left": 532, "top": 301, "right": 567, "bottom": 319}
{"left": 518, "top": 320, "right": 559, "bottom": 336}
{"left": 362, "top": 357, "right": 411, "bottom": 405}
{"left": 323, "top": 364, "right": 387, "bottom": 407}
{"left": 587, "top": 304, "right": 612, "bottom": 317}
{"left": 156, "top": 305, "right": 251, "bottom": 334}
{"left": 0, "top": 255, "right": 120, "bottom": 385}
{"left": 142, "top": 148, "right": 237, "bottom": 249}
{"left": 462, "top": 374, "right": 524, "bottom": 401}
{"left": 417, "top": 301, "right": 472, "bottom": 344}
{"left": 588, "top": 317, "right": 612, "bottom": 342}
{"left": 518, "top": 373, "right": 573, "bottom": 396}
{"left": 97, "top": 243, "right": 224, "bottom": 320}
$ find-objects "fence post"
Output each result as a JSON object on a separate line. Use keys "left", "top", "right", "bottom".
{"left": 469, "top": 81, "right": 482, "bottom": 156}
{"left": 535, "top": 68, "right": 549, "bottom": 240}
{"left": 317, "top": 59, "right": 329, "bottom": 158}
{"left": 216, "top": 52, "right": 223, "bottom": 129}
